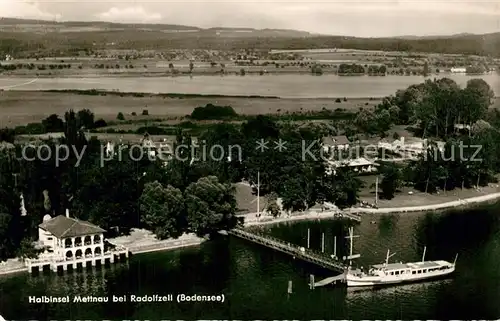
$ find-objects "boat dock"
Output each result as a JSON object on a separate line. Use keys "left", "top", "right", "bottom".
{"left": 25, "top": 245, "right": 129, "bottom": 274}
{"left": 313, "top": 273, "right": 346, "bottom": 287}
{"left": 228, "top": 228, "right": 348, "bottom": 273}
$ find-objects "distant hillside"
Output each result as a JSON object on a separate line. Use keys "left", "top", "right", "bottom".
{"left": 395, "top": 33, "right": 478, "bottom": 40}
{"left": 0, "top": 17, "right": 499, "bottom": 57}
{"left": 0, "top": 17, "right": 311, "bottom": 37}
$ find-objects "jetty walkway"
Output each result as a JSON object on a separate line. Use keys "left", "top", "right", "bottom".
{"left": 228, "top": 228, "right": 347, "bottom": 273}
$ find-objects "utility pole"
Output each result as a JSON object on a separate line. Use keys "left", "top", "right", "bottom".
{"left": 321, "top": 233, "right": 325, "bottom": 253}
{"left": 307, "top": 228, "right": 310, "bottom": 249}
{"left": 375, "top": 176, "right": 379, "bottom": 205}
{"left": 309, "top": 275, "right": 315, "bottom": 290}
{"left": 257, "top": 171, "right": 260, "bottom": 221}
{"left": 334, "top": 236, "right": 337, "bottom": 258}
{"left": 12, "top": 173, "right": 18, "bottom": 188}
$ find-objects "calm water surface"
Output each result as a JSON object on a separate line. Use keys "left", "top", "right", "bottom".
{"left": 0, "top": 74, "right": 498, "bottom": 98}
{"left": 1, "top": 204, "right": 500, "bottom": 319}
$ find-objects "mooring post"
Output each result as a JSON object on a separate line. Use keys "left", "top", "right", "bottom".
{"left": 334, "top": 236, "right": 337, "bottom": 258}
{"left": 287, "top": 280, "right": 292, "bottom": 298}
{"left": 321, "top": 233, "right": 325, "bottom": 253}
{"left": 309, "top": 274, "right": 315, "bottom": 290}
{"left": 307, "top": 228, "right": 310, "bottom": 249}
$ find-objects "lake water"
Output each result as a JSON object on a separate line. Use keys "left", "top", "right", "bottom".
{"left": 1, "top": 204, "right": 499, "bottom": 319}
{"left": 0, "top": 74, "right": 498, "bottom": 98}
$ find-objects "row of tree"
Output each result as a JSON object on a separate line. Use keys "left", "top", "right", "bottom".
{"left": 378, "top": 128, "right": 500, "bottom": 199}
{"left": 363, "top": 77, "right": 494, "bottom": 138}
{"left": 371, "top": 78, "right": 499, "bottom": 199}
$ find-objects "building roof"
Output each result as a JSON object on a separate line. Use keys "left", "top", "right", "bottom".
{"left": 323, "top": 135, "right": 350, "bottom": 146}
{"left": 39, "top": 215, "right": 106, "bottom": 238}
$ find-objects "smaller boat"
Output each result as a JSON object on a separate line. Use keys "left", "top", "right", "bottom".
{"left": 345, "top": 247, "right": 457, "bottom": 287}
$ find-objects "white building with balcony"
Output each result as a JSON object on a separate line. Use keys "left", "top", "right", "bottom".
{"left": 26, "top": 211, "right": 128, "bottom": 273}
{"left": 38, "top": 212, "right": 106, "bottom": 260}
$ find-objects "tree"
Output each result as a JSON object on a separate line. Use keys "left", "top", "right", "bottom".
{"left": 17, "top": 238, "right": 43, "bottom": 260}
{"left": 465, "top": 78, "right": 494, "bottom": 111}
{"left": 281, "top": 176, "right": 309, "bottom": 212}
{"left": 355, "top": 109, "right": 374, "bottom": 133}
{"left": 423, "top": 61, "right": 430, "bottom": 76}
{"left": 76, "top": 109, "right": 95, "bottom": 129}
{"left": 42, "top": 114, "right": 64, "bottom": 133}
{"left": 189, "top": 61, "right": 194, "bottom": 72}
{"left": 0, "top": 211, "right": 13, "bottom": 260}
{"left": 265, "top": 192, "right": 280, "bottom": 217}
{"left": 163, "top": 131, "right": 198, "bottom": 190}
{"left": 71, "top": 154, "right": 147, "bottom": 235}
{"left": 139, "top": 181, "right": 185, "bottom": 239}
{"left": 379, "top": 163, "right": 402, "bottom": 199}
{"left": 0, "top": 128, "right": 15, "bottom": 143}
{"left": 42, "top": 190, "right": 51, "bottom": 213}
{"left": 184, "top": 176, "right": 240, "bottom": 237}
{"left": 322, "top": 168, "right": 362, "bottom": 209}
{"left": 311, "top": 64, "right": 323, "bottom": 75}
{"left": 374, "top": 109, "right": 392, "bottom": 134}
{"left": 116, "top": 112, "right": 125, "bottom": 120}
{"left": 197, "top": 123, "right": 244, "bottom": 183}
{"left": 406, "top": 143, "right": 447, "bottom": 193}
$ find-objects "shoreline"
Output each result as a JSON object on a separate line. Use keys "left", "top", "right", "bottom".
{"left": 2, "top": 190, "right": 500, "bottom": 276}
{"left": 0, "top": 70, "right": 486, "bottom": 79}
{"left": 0, "top": 71, "right": 441, "bottom": 79}
{"left": 350, "top": 192, "right": 500, "bottom": 214}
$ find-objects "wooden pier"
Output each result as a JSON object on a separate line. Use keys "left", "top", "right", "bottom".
{"left": 228, "top": 228, "right": 347, "bottom": 273}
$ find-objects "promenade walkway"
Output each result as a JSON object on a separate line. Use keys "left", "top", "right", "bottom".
{"left": 351, "top": 192, "right": 500, "bottom": 214}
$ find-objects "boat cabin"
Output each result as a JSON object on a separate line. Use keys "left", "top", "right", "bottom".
{"left": 369, "top": 260, "right": 453, "bottom": 276}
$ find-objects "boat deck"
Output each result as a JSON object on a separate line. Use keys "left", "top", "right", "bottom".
{"left": 372, "top": 260, "right": 451, "bottom": 271}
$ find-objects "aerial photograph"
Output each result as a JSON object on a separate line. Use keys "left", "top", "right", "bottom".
{"left": 0, "top": 0, "right": 499, "bottom": 319}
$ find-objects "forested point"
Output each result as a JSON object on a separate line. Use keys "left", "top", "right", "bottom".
{"left": 0, "top": 77, "right": 498, "bottom": 261}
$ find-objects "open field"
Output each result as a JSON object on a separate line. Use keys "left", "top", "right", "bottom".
{"left": 0, "top": 91, "right": 381, "bottom": 127}
{"left": 358, "top": 174, "right": 500, "bottom": 208}
{"left": 2, "top": 89, "right": 500, "bottom": 129}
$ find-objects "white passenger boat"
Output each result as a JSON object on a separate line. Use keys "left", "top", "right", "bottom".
{"left": 345, "top": 247, "right": 457, "bottom": 287}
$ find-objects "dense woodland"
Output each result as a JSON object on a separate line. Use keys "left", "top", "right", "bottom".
{"left": 0, "top": 77, "right": 498, "bottom": 261}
